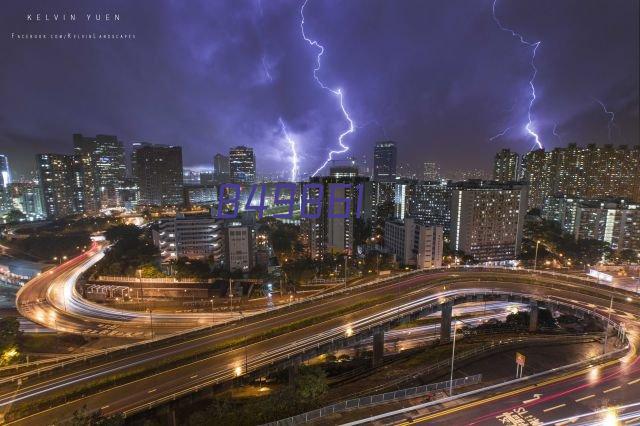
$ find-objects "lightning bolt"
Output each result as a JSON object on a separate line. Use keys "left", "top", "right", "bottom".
{"left": 552, "top": 122, "right": 563, "bottom": 143}
{"left": 592, "top": 97, "right": 616, "bottom": 142}
{"left": 279, "top": 117, "right": 299, "bottom": 182}
{"left": 300, "top": 0, "right": 355, "bottom": 177}
{"left": 489, "top": 126, "right": 512, "bottom": 141}
{"left": 492, "top": 0, "right": 543, "bottom": 150}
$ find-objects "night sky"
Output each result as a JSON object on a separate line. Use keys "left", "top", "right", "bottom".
{"left": 1, "top": 0, "right": 638, "bottom": 178}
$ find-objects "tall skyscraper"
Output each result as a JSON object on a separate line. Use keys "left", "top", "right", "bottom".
{"left": 229, "top": 146, "right": 256, "bottom": 183}
{"left": 73, "top": 134, "right": 126, "bottom": 211}
{"left": 407, "top": 180, "right": 453, "bottom": 236}
{"left": 0, "top": 155, "right": 10, "bottom": 188}
{"left": 493, "top": 148, "right": 520, "bottom": 182}
{"left": 423, "top": 161, "right": 440, "bottom": 181}
{"left": 373, "top": 141, "right": 397, "bottom": 182}
{"left": 36, "top": 153, "right": 83, "bottom": 218}
{"left": 132, "top": 143, "right": 184, "bottom": 206}
{"left": 213, "top": 153, "right": 230, "bottom": 182}
{"left": 450, "top": 181, "right": 528, "bottom": 262}
{"left": 521, "top": 144, "right": 640, "bottom": 209}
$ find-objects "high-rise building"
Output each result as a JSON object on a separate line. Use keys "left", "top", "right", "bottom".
{"left": 153, "top": 211, "right": 223, "bottom": 262}
{"left": 373, "top": 141, "right": 397, "bottom": 182}
{"left": 224, "top": 223, "right": 255, "bottom": 271}
{"left": 542, "top": 195, "right": 583, "bottom": 234}
{"left": 573, "top": 200, "right": 640, "bottom": 251}
{"left": 229, "top": 146, "right": 256, "bottom": 183}
{"left": 73, "top": 134, "right": 126, "bottom": 211}
{"left": 329, "top": 165, "right": 359, "bottom": 178}
{"left": 423, "top": 161, "right": 440, "bottom": 181}
{"left": 36, "top": 153, "right": 84, "bottom": 218}
{"left": 213, "top": 154, "right": 230, "bottom": 182}
{"left": 407, "top": 180, "right": 453, "bottom": 236}
{"left": 493, "top": 149, "right": 520, "bottom": 182}
{"left": 132, "top": 143, "right": 184, "bottom": 206}
{"left": 8, "top": 183, "right": 45, "bottom": 220}
{"left": 302, "top": 176, "right": 368, "bottom": 258}
{"left": 0, "top": 155, "right": 11, "bottom": 188}
{"left": 521, "top": 144, "right": 640, "bottom": 209}
{"left": 384, "top": 218, "right": 443, "bottom": 268}
{"left": 450, "top": 181, "right": 528, "bottom": 262}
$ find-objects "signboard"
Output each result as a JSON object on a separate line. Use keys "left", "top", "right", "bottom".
{"left": 516, "top": 352, "right": 526, "bottom": 367}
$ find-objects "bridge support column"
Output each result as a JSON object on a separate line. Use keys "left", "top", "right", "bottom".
{"left": 288, "top": 363, "right": 299, "bottom": 387}
{"left": 529, "top": 301, "right": 539, "bottom": 332}
{"left": 440, "top": 301, "right": 453, "bottom": 343}
{"left": 372, "top": 329, "right": 384, "bottom": 367}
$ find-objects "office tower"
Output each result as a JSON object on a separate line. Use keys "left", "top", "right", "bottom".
{"left": 329, "top": 165, "right": 358, "bottom": 178}
{"left": 542, "top": 195, "right": 584, "bottom": 234}
{"left": 521, "top": 144, "right": 640, "bottom": 209}
{"left": 373, "top": 141, "right": 397, "bottom": 182}
{"left": 8, "top": 182, "right": 45, "bottom": 220}
{"left": 73, "top": 134, "right": 126, "bottom": 211}
{"left": 154, "top": 211, "right": 223, "bottom": 262}
{"left": 0, "top": 155, "right": 10, "bottom": 188}
{"left": 183, "top": 170, "right": 201, "bottom": 185}
{"left": 213, "top": 154, "right": 230, "bottom": 182}
{"left": 302, "top": 176, "right": 368, "bottom": 258}
{"left": 36, "top": 153, "right": 84, "bottom": 218}
{"left": 229, "top": 146, "right": 256, "bottom": 183}
{"left": 423, "top": 161, "right": 440, "bottom": 181}
{"left": 384, "top": 218, "right": 443, "bottom": 268}
{"left": 224, "top": 223, "right": 255, "bottom": 271}
{"left": 407, "top": 180, "right": 453, "bottom": 236}
{"left": 132, "top": 143, "right": 184, "bottom": 206}
{"left": 573, "top": 200, "right": 640, "bottom": 251}
{"left": 493, "top": 149, "right": 520, "bottom": 182}
{"left": 450, "top": 181, "right": 528, "bottom": 262}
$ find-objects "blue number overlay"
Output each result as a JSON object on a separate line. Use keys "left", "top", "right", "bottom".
{"left": 215, "top": 183, "right": 363, "bottom": 220}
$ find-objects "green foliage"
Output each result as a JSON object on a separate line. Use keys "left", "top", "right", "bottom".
{"left": 294, "top": 365, "right": 328, "bottom": 402}
{"left": 173, "top": 258, "right": 211, "bottom": 279}
{"left": 95, "top": 230, "right": 162, "bottom": 277}
{"left": 3, "top": 209, "right": 26, "bottom": 223}
{"left": 65, "top": 405, "right": 124, "bottom": 426}
{"left": 0, "top": 316, "right": 21, "bottom": 352}
{"left": 104, "top": 224, "right": 142, "bottom": 242}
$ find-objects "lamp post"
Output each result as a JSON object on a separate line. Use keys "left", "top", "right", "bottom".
{"left": 603, "top": 295, "right": 613, "bottom": 355}
{"left": 533, "top": 240, "right": 540, "bottom": 272}
{"left": 449, "top": 319, "right": 458, "bottom": 396}
{"left": 147, "top": 307, "right": 154, "bottom": 340}
{"left": 210, "top": 297, "right": 215, "bottom": 325}
{"left": 344, "top": 255, "right": 348, "bottom": 291}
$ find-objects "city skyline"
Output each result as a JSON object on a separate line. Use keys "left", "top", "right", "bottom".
{"left": 1, "top": 0, "right": 638, "bottom": 177}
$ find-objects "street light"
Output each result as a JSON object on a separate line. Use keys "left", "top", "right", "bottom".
{"left": 210, "top": 297, "right": 215, "bottom": 325}
{"left": 449, "top": 319, "right": 458, "bottom": 396}
{"left": 533, "top": 240, "right": 541, "bottom": 271}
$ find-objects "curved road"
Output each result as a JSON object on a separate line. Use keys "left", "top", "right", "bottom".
{"left": 0, "top": 269, "right": 636, "bottom": 424}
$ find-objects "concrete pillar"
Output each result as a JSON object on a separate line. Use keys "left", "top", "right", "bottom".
{"left": 529, "top": 301, "right": 539, "bottom": 332}
{"left": 440, "top": 301, "right": 453, "bottom": 343}
{"left": 372, "top": 330, "right": 384, "bottom": 367}
{"left": 288, "top": 363, "right": 298, "bottom": 387}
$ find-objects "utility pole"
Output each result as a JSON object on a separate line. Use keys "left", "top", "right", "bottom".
{"left": 344, "top": 255, "right": 348, "bottom": 291}
{"left": 533, "top": 240, "right": 540, "bottom": 271}
{"left": 603, "top": 295, "right": 613, "bottom": 355}
{"left": 449, "top": 319, "right": 457, "bottom": 396}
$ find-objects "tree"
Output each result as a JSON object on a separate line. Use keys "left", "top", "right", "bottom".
{"left": 0, "top": 317, "right": 21, "bottom": 351}
{"left": 104, "top": 224, "right": 142, "bottom": 242}
{"left": 294, "top": 365, "right": 328, "bottom": 403}
{"left": 3, "top": 209, "right": 26, "bottom": 223}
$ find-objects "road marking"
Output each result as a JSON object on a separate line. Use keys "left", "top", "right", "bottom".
{"left": 100, "top": 405, "right": 109, "bottom": 410}
{"left": 628, "top": 378, "right": 640, "bottom": 385}
{"left": 543, "top": 404, "right": 566, "bottom": 413}
{"left": 523, "top": 393, "right": 542, "bottom": 404}
{"left": 575, "top": 394, "right": 595, "bottom": 402}
{"left": 555, "top": 418, "right": 578, "bottom": 426}
{"left": 190, "top": 374, "right": 198, "bottom": 379}
{"left": 148, "top": 388, "right": 157, "bottom": 394}
{"left": 603, "top": 385, "right": 621, "bottom": 394}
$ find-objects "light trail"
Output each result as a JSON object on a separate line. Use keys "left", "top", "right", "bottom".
{"left": 300, "top": 0, "right": 355, "bottom": 177}
{"left": 278, "top": 117, "right": 299, "bottom": 182}
{"left": 492, "top": 0, "right": 543, "bottom": 150}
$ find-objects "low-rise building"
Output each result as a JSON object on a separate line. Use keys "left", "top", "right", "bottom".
{"left": 224, "top": 223, "right": 254, "bottom": 272}
{"left": 384, "top": 218, "right": 443, "bottom": 268}
{"left": 153, "top": 211, "right": 223, "bottom": 262}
